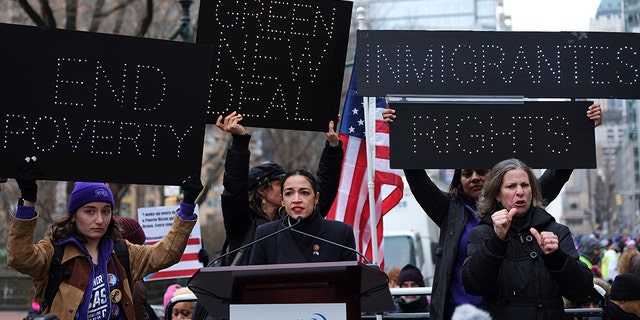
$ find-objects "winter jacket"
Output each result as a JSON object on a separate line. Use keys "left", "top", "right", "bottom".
{"left": 404, "top": 168, "right": 572, "bottom": 320}
{"left": 460, "top": 207, "right": 593, "bottom": 320}
{"left": 219, "top": 133, "right": 343, "bottom": 266}
{"left": 8, "top": 213, "right": 196, "bottom": 320}
{"left": 249, "top": 209, "right": 357, "bottom": 264}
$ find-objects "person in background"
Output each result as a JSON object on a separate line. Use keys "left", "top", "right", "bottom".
{"left": 163, "top": 284, "right": 182, "bottom": 312}
{"left": 607, "top": 273, "right": 640, "bottom": 319}
{"left": 169, "top": 287, "right": 196, "bottom": 320}
{"left": 213, "top": 111, "right": 343, "bottom": 266}
{"left": 394, "top": 264, "right": 429, "bottom": 315}
{"left": 382, "top": 103, "right": 603, "bottom": 320}
{"left": 114, "top": 216, "right": 159, "bottom": 320}
{"left": 602, "top": 240, "right": 621, "bottom": 283}
{"left": 387, "top": 266, "right": 402, "bottom": 288}
{"left": 7, "top": 157, "right": 202, "bottom": 320}
{"left": 563, "top": 277, "right": 610, "bottom": 320}
{"left": 580, "top": 236, "right": 606, "bottom": 278}
{"left": 249, "top": 169, "right": 356, "bottom": 264}
{"left": 618, "top": 244, "right": 640, "bottom": 278}
{"left": 460, "top": 158, "right": 594, "bottom": 320}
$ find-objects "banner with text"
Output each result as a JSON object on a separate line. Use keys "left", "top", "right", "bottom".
{"left": 196, "top": 0, "right": 353, "bottom": 131}
{"left": 0, "top": 23, "right": 212, "bottom": 184}
{"left": 356, "top": 30, "right": 640, "bottom": 99}
{"left": 138, "top": 205, "right": 203, "bottom": 281}
{"left": 388, "top": 101, "right": 595, "bottom": 169}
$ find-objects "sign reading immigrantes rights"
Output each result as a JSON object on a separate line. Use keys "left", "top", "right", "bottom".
{"left": 388, "top": 101, "right": 596, "bottom": 169}
{"left": 196, "top": 0, "right": 353, "bottom": 131}
{"left": 0, "top": 23, "right": 213, "bottom": 185}
{"left": 356, "top": 30, "right": 640, "bottom": 98}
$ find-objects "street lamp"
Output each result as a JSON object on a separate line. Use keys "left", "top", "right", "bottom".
{"left": 170, "top": 0, "right": 193, "bottom": 42}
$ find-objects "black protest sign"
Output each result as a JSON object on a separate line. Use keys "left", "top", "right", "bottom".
{"left": 388, "top": 101, "right": 595, "bottom": 169}
{"left": 196, "top": 0, "right": 352, "bottom": 131}
{"left": 0, "top": 23, "right": 212, "bottom": 185}
{"left": 357, "top": 30, "right": 640, "bottom": 99}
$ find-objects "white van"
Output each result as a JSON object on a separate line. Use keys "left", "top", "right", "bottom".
{"left": 382, "top": 172, "right": 447, "bottom": 286}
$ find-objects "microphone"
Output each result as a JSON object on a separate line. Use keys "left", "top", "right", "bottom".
{"left": 290, "top": 227, "right": 376, "bottom": 266}
{"left": 210, "top": 216, "right": 302, "bottom": 266}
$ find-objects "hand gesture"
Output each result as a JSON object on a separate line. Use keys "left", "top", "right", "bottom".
{"left": 181, "top": 175, "right": 203, "bottom": 205}
{"left": 216, "top": 111, "right": 246, "bottom": 135}
{"left": 492, "top": 208, "right": 516, "bottom": 240}
{"left": 382, "top": 108, "right": 396, "bottom": 125}
{"left": 15, "top": 156, "right": 41, "bottom": 203}
{"left": 530, "top": 228, "right": 559, "bottom": 255}
{"left": 587, "top": 104, "right": 602, "bottom": 127}
{"left": 325, "top": 114, "right": 341, "bottom": 147}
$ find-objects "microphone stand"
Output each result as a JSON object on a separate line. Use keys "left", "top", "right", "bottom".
{"left": 290, "top": 227, "right": 377, "bottom": 267}
{"left": 209, "top": 216, "right": 302, "bottom": 266}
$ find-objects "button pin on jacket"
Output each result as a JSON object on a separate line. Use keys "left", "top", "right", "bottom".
{"left": 313, "top": 244, "right": 320, "bottom": 256}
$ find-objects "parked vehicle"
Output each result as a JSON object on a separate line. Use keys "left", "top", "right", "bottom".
{"left": 383, "top": 173, "right": 446, "bottom": 286}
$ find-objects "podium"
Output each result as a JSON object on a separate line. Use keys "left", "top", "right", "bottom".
{"left": 188, "top": 261, "right": 395, "bottom": 319}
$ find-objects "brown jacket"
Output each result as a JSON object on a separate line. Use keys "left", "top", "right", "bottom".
{"left": 8, "top": 213, "right": 196, "bottom": 320}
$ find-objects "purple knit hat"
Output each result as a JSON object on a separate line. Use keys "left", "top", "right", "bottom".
{"left": 68, "top": 182, "right": 114, "bottom": 214}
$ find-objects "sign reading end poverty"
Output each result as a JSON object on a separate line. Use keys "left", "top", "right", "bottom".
{"left": 0, "top": 23, "right": 212, "bottom": 185}
{"left": 138, "top": 205, "right": 203, "bottom": 281}
{"left": 196, "top": 0, "right": 352, "bottom": 131}
{"left": 388, "top": 101, "right": 595, "bottom": 169}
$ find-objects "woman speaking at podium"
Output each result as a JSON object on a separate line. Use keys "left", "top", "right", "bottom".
{"left": 249, "top": 169, "right": 357, "bottom": 264}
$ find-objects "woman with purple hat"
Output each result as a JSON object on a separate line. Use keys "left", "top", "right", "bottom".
{"left": 7, "top": 158, "right": 203, "bottom": 320}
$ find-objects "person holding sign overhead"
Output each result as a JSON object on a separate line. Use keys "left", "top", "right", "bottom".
{"left": 7, "top": 157, "right": 203, "bottom": 320}
{"left": 460, "top": 158, "right": 593, "bottom": 320}
{"left": 249, "top": 168, "right": 357, "bottom": 264}
{"left": 382, "top": 103, "right": 601, "bottom": 320}
{"left": 212, "top": 111, "right": 343, "bottom": 266}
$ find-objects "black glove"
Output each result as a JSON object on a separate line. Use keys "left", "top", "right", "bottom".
{"left": 181, "top": 175, "right": 203, "bottom": 205}
{"left": 15, "top": 156, "right": 41, "bottom": 203}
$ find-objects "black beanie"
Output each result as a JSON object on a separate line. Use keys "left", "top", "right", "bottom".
{"left": 398, "top": 264, "right": 425, "bottom": 287}
{"left": 610, "top": 273, "right": 640, "bottom": 301}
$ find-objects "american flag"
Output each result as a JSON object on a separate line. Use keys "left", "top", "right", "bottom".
{"left": 327, "top": 63, "right": 404, "bottom": 269}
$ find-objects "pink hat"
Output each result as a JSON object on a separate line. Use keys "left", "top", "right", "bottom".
{"left": 163, "top": 284, "right": 182, "bottom": 309}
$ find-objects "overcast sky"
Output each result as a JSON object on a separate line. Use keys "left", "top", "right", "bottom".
{"left": 503, "top": 0, "right": 602, "bottom": 31}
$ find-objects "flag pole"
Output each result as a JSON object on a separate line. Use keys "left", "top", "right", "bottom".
{"left": 356, "top": 7, "right": 381, "bottom": 267}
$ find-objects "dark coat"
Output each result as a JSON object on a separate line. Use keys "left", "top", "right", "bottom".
{"left": 219, "top": 133, "right": 343, "bottom": 266}
{"left": 404, "top": 168, "right": 572, "bottom": 320}
{"left": 460, "top": 207, "right": 593, "bottom": 320}
{"left": 249, "top": 210, "right": 357, "bottom": 264}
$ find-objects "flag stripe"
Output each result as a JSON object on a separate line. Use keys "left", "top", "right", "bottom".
{"left": 328, "top": 62, "right": 403, "bottom": 269}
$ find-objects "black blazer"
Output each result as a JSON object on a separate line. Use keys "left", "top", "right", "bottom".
{"left": 249, "top": 211, "right": 357, "bottom": 265}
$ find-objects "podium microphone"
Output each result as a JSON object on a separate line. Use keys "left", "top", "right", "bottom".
{"left": 210, "top": 216, "right": 303, "bottom": 266}
{"left": 290, "top": 227, "right": 376, "bottom": 266}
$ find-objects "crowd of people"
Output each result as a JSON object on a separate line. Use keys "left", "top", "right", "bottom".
{"left": 6, "top": 102, "right": 640, "bottom": 320}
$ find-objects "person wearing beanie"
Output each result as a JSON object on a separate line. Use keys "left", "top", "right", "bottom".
{"left": 168, "top": 287, "right": 196, "bottom": 320}
{"left": 164, "top": 284, "right": 182, "bottom": 310}
{"left": 607, "top": 273, "right": 640, "bottom": 319}
{"left": 8, "top": 157, "right": 203, "bottom": 320}
{"left": 394, "top": 264, "right": 429, "bottom": 314}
